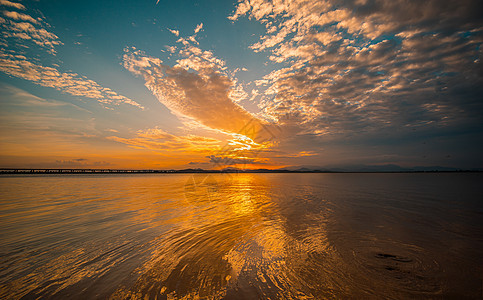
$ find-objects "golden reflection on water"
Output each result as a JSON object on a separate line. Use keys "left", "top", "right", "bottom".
{"left": 111, "top": 173, "right": 320, "bottom": 299}
{"left": 1, "top": 173, "right": 481, "bottom": 299}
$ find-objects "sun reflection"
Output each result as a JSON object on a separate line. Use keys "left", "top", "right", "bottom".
{"left": 109, "top": 174, "right": 290, "bottom": 298}
{"left": 227, "top": 174, "right": 257, "bottom": 216}
{"left": 230, "top": 191, "right": 254, "bottom": 215}
{"left": 142, "top": 174, "right": 333, "bottom": 298}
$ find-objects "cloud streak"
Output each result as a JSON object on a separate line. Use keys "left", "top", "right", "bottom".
{"left": 0, "top": 52, "right": 143, "bottom": 108}
{"left": 0, "top": 2, "right": 143, "bottom": 108}
{"left": 207, "top": 155, "right": 266, "bottom": 166}
{"left": 107, "top": 127, "right": 221, "bottom": 153}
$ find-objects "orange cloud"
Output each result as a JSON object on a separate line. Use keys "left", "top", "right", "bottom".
{"left": 3, "top": 11, "right": 38, "bottom": 24}
{"left": 107, "top": 127, "right": 222, "bottom": 153}
{"left": 0, "top": 0, "right": 25, "bottom": 10}
{"left": 123, "top": 47, "right": 276, "bottom": 142}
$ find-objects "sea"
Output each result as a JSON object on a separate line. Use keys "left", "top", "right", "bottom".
{"left": 0, "top": 173, "right": 482, "bottom": 299}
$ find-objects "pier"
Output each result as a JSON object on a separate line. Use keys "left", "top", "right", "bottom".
{"left": 0, "top": 168, "right": 172, "bottom": 174}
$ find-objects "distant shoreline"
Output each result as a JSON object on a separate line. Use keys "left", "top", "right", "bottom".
{"left": 0, "top": 168, "right": 481, "bottom": 175}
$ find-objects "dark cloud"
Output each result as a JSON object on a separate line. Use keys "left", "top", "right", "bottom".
{"left": 188, "top": 161, "right": 209, "bottom": 165}
{"left": 336, "top": 0, "right": 483, "bottom": 33}
{"left": 206, "top": 155, "right": 265, "bottom": 166}
{"left": 53, "top": 159, "right": 111, "bottom": 167}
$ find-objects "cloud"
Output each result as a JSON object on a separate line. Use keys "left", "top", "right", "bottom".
{"left": 3, "top": 21, "right": 62, "bottom": 54}
{"left": 108, "top": 127, "right": 222, "bottom": 153}
{"left": 206, "top": 155, "right": 266, "bottom": 165}
{"left": 188, "top": 161, "right": 209, "bottom": 165}
{"left": 73, "top": 158, "right": 88, "bottom": 162}
{"left": 228, "top": 0, "right": 483, "bottom": 145}
{"left": 53, "top": 159, "right": 111, "bottom": 167}
{"left": 0, "top": 51, "right": 143, "bottom": 108}
{"left": 1, "top": 7, "right": 62, "bottom": 54}
{"left": 122, "top": 46, "right": 275, "bottom": 141}
{"left": 229, "top": 83, "right": 249, "bottom": 102}
{"left": 0, "top": 3, "right": 143, "bottom": 109}
{"left": 0, "top": 0, "right": 25, "bottom": 10}
{"left": 107, "top": 126, "right": 280, "bottom": 168}
{"left": 168, "top": 28, "right": 179, "bottom": 36}
{"left": 194, "top": 23, "right": 203, "bottom": 34}
{"left": 0, "top": 83, "right": 109, "bottom": 165}
{"left": 3, "top": 11, "right": 38, "bottom": 24}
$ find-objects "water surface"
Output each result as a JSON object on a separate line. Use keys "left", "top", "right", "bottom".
{"left": 0, "top": 173, "right": 482, "bottom": 299}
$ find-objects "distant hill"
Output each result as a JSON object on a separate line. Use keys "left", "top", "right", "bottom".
{"left": 277, "top": 164, "right": 473, "bottom": 172}
{"left": 2, "top": 165, "right": 480, "bottom": 174}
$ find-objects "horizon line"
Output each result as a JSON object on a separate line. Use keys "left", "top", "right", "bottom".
{"left": 1, "top": 168, "right": 482, "bottom": 174}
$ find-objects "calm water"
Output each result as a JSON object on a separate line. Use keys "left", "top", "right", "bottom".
{"left": 0, "top": 173, "right": 482, "bottom": 299}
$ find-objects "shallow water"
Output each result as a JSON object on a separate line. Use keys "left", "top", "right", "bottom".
{"left": 0, "top": 173, "right": 482, "bottom": 299}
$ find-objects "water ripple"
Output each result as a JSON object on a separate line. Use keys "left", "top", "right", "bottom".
{"left": 0, "top": 173, "right": 482, "bottom": 299}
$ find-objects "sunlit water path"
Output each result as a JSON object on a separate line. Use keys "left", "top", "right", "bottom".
{"left": 1, "top": 173, "right": 482, "bottom": 299}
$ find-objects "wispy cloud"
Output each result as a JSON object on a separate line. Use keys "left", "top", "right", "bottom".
{"left": 53, "top": 159, "right": 111, "bottom": 168}
{"left": 207, "top": 155, "right": 266, "bottom": 165}
{"left": 0, "top": 83, "right": 99, "bottom": 160}
{"left": 0, "top": 2, "right": 143, "bottom": 109}
{"left": 107, "top": 127, "right": 222, "bottom": 153}
{"left": 0, "top": 52, "right": 143, "bottom": 108}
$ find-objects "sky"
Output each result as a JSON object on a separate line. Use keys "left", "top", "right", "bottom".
{"left": 0, "top": 0, "right": 482, "bottom": 170}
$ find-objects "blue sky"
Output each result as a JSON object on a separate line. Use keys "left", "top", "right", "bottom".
{"left": 1, "top": 0, "right": 482, "bottom": 169}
